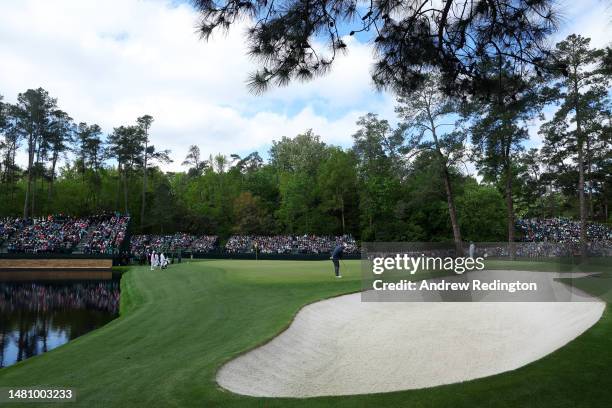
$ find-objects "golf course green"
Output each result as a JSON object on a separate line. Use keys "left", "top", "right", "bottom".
{"left": 1, "top": 259, "right": 611, "bottom": 407}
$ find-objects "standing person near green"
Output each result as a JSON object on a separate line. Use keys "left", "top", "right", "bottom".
{"left": 330, "top": 242, "right": 345, "bottom": 278}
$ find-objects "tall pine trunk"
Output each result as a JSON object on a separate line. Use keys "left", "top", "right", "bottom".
{"left": 577, "top": 140, "right": 587, "bottom": 258}
{"left": 505, "top": 141, "right": 515, "bottom": 260}
{"left": 9, "top": 144, "right": 16, "bottom": 202}
{"left": 23, "top": 170, "right": 31, "bottom": 219}
{"left": 48, "top": 152, "right": 58, "bottom": 206}
{"left": 140, "top": 143, "right": 148, "bottom": 230}
{"left": 442, "top": 166, "right": 462, "bottom": 255}
{"left": 31, "top": 144, "right": 43, "bottom": 217}
{"left": 586, "top": 136, "right": 593, "bottom": 220}
{"left": 23, "top": 137, "right": 35, "bottom": 219}
{"left": 430, "top": 119, "right": 462, "bottom": 255}
{"left": 574, "top": 79, "right": 587, "bottom": 259}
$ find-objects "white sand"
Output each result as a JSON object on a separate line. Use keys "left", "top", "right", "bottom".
{"left": 217, "top": 271, "right": 604, "bottom": 397}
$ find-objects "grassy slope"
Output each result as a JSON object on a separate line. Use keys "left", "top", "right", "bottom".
{"left": 0, "top": 259, "right": 610, "bottom": 407}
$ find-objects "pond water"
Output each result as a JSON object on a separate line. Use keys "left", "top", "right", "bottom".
{"left": 0, "top": 277, "right": 120, "bottom": 368}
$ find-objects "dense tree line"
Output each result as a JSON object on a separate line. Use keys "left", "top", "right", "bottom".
{"left": 0, "top": 35, "right": 610, "bottom": 248}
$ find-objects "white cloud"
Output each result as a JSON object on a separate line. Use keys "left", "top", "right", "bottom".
{"left": 556, "top": 0, "right": 612, "bottom": 49}
{"left": 0, "top": 0, "right": 385, "bottom": 171}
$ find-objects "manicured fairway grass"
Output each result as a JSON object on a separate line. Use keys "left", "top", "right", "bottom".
{"left": 1, "top": 259, "right": 611, "bottom": 407}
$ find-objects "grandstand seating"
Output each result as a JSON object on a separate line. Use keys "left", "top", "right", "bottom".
{"left": 130, "top": 234, "right": 219, "bottom": 257}
{"left": 3, "top": 214, "right": 129, "bottom": 255}
{"left": 224, "top": 234, "right": 359, "bottom": 254}
{"left": 0, "top": 215, "right": 610, "bottom": 258}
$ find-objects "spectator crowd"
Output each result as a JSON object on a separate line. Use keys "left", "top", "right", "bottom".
{"left": 191, "top": 235, "right": 219, "bottom": 253}
{"left": 131, "top": 233, "right": 358, "bottom": 256}
{"left": 6, "top": 215, "right": 91, "bottom": 254}
{"left": 473, "top": 218, "right": 612, "bottom": 258}
{"left": 80, "top": 213, "right": 130, "bottom": 255}
{"left": 0, "top": 218, "right": 28, "bottom": 245}
{"left": 130, "top": 233, "right": 219, "bottom": 257}
{"left": 516, "top": 218, "right": 612, "bottom": 243}
{"left": 2, "top": 213, "right": 129, "bottom": 255}
{"left": 1, "top": 213, "right": 610, "bottom": 258}
{"left": 224, "top": 234, "right": 358, "bottom": 254}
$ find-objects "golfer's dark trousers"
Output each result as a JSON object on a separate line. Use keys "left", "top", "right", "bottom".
{"left": 332, "top": 259, "right": 340, "bottom": 276}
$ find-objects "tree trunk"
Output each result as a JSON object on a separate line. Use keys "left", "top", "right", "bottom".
{"left": 2, "top": 151, "right": 9, "bottom": 185}
{"left": 140, "top": 143, "right": 148, "bottom": 230}
{"left": 577, "top": 140, "right": 587, "bottom": 258}
{"left": 23, "top": 139, "right": 34, "bottom": 219}
{"left": 31, "top": 143, "right": 42, "bottom": 217}
{"left": 9, "top": 144, "right": 16, "bottom": 202}
{"left": 574, "top": 79, "right": 587, "bottom": 259}
{"left": 586, "top": 136, "right": 593, "bottom": 220}
{"left": 81, "top": 152, "right": 86, "bottom": 182}
{"left": 48, "top": 152, "right": 58, "bottom": 205}
{"left": 505, "top": 145, "right": 515, "bottom": 260}
{"left": 2, "top": 152, "right": 9, "bottom": 200}
{"left": 430, "top": 119, "right": 463, "bottom": 255}
{"left": 442, "top": 166, "right": 463, "bottom": 255}
{"left": 549, "top": 182, "right": 555, "bottom": 218}
{"left": 93, "top": 159, "right": 100, "bottom": 209}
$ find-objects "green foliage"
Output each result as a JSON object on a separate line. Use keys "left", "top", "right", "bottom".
{"left": 457, "top": 180, "right": 506, "bottom": 241}
{"left": 0, "top": 102, "right": 546, "bottom": 243}
{"left": 270, "top": 129, "right": 328, "bottom": 175}
{"left": 233, "top": 191, "right": 272, "bottom": 234}
{"left": 317, "top": 148, "right": 358, "bottom": 234}
{"left": 148, "top": 176, "right": 176, "bottom": 233}
{"left": 540, "top": 34, "right": 611, "bottom": 223}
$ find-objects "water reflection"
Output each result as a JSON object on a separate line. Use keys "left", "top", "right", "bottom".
{"left": 0, "top": 279, "right": 120, "bottom": 368}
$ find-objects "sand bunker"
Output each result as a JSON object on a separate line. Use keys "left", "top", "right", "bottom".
{"left": 217, "top": 271, "right": 604, "bottom": 397}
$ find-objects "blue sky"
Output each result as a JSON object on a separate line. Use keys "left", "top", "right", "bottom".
{"left": 0, "top": 0, "right": 610, "bottom": 171}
